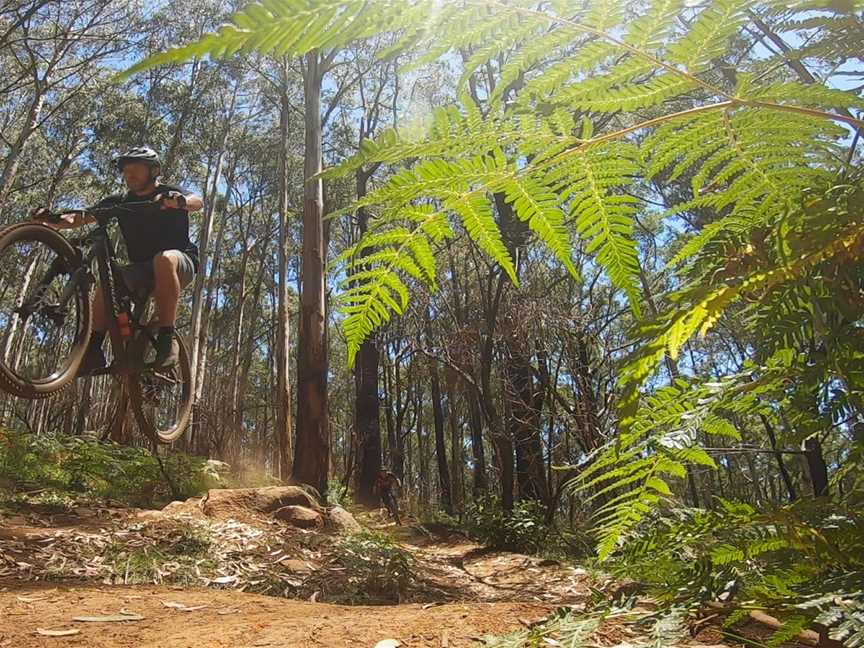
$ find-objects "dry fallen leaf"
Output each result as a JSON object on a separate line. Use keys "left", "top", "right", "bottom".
{"left": 161, "top": 601, "right": 208, "bottom": 612}
{"left": 73, "top": 613, "right": 145, "bottom": 622}
{"left": 36, "top": 628, "right": 81, "bottom": 637}
{"left": 212, "top": 575, "right": 237, "bottom": 584}
{"left": 17, "top": 595, "right": 47, "bottom": 602}
{"left": 216, "top": 608, "right": 240, "bottom": 615}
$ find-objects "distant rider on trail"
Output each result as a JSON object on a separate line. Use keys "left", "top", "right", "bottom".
{"left": 32, "top": 146, "right": 203, "bottom": 374}
{"left": 374, "top": 469, "right": 403, "bottom": 525}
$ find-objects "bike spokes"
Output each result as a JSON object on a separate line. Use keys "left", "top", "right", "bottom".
{"left": 128, "top": 329, "right": 192, "bottom": 443}
{"left": 0, "top": 237, "right": 86, "bottom": 385}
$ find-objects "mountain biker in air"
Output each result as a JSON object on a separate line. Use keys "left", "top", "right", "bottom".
{"left": 30, "top": 146, "right": 203, "bottom": 374}
{"left": 374, "top": 469, "right": 403, "bottom": 525}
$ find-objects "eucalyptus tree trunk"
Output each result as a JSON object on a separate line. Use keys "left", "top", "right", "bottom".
{"left": 353, "top": 170, "right": 382, "bottom": 506}
{"left": 292, "top": 51, "right": 329, "bottom": 496}
{"left": 275, "top": 58, "right": 294, "bottom": 480}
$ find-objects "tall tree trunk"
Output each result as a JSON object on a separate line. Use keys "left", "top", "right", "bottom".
{"left": 416, "top": 388, "right": 429, "bottom": 510}
{"left": 804, "top": 437, "right": 830, "bottom": 497}
{"left": 353, "top": 171, "right": 381, "bottom": 506}
{"left": 160, "top": 59, "right": 201, "bottom": 179}
{"left": 467, "top": 387, "right": 488, "bottom": 497}
{"left": 504, "top": 341, "right": 549, "bottom": 504}
{"left": 383, "top": 354, "right": 397, "bottom": 470}
{"left": 229, "top": 233, "right": 250, "bottom": 446}
{"left": 495, "top": 194, "right": 549, "bottom": 505}
{"left": 189, "top": 85, "right": 237, "bottom": 405}
{"left": 446, "top": 368, "right": 463, "bottom": 514}
{"left": 427, "top": 314, "right": 453, "bottom": 514}
{"left": 292, "top": 51, "right": 330, "bottom": 497}
{"left": 193, "top": 190, "right": 231, "bottom": 403}
{"left": 276, "top": 60, "right": 294, "bottom": 480}
{"left": 759, "top": 413, "right": 797, "bottom": 501}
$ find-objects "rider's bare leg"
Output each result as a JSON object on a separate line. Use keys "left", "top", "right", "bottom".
{"left": 152, "top": 252, "right": 180, "bottom": 327}
{"left": 151, "top": 252, "right": 181, "bottom": 367}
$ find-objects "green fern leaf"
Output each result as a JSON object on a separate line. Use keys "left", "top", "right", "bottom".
{"left": 548, "top": 143, "right": 642, "bottom": 314}
{"left": 667, "top": 0, "right": 753, "bottom": 72}
{"left": 446, "top": 191, "right": 518, "bottom": 285}
{"left": 489, "top": 174, "right": 578, "bottom": 278}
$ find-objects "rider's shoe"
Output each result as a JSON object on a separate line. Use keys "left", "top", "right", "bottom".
{"left": 153, "top": 329, "right": 178, "bottom": 369}
{"left": 77, "top": 339, "right": 106, "bottom": 376}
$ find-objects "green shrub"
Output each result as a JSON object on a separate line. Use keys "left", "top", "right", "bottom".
{"left": 464, "top": 496, "right": 549, "bottom": 554}
{"left": 612, "top": 494, "right": 864, "bottom": 645}
{"left": 327, "top": 478, "right": 353, "bottom": 508}
{"left": 0, "top": 430, "right": 218, "bottom": 507}
{"left": 332, "top": 530, "right": 414, "bottom": 603}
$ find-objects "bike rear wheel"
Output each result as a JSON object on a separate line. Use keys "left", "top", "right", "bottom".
{"left": 0, "top": 223, "right": 91, "bottom": 398}
{"left": 126, "top": 324, "right": 193, "bottom": 443}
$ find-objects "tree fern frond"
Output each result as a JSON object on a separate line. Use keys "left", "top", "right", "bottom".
{"left": 567, "top": 374, "right": 763, "bottom": 560}
{"left": 489, "top": 173, "right": 579, "bottom": 278}
{"left": 338, "top": 205, "right": 455, "bottom": 366}
{"left": 518, "top": 40, "right": 619, "bottom": 105}
{"left": 446, "top": 191, "right": 518, "bottom": 284}
{"left": 623, "top": 0, "right": 686, "bottom": 50}
{"left": 742, "top": 79, "right": 864, "bottom": 112}
{"left": 619, "top": 220, "right": 864, "bottom": 425}
{"left": 646, "top": 107, "right": 844, "bottom": 265}
{"left": 568, "top": 73, "right": 697, "bottom": 113}
{"left": 457, "top": 14, "right": 539, "bottom": 94}
{"left": 667, "top": 0, "right": 754, "bottom": 72}
{"left": 489, "top": 24, "right": 578, "bottom": 106}
{"left": 122, "top": 0, "right": 388, "bottom": 77}
{"left": 548, "top": 143, "right": 642, "bottom": 313}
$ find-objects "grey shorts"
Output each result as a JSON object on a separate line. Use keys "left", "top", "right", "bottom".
{"left": 120, "top": 250, "right": 195, "bottom": 296}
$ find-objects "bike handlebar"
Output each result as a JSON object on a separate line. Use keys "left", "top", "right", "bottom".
{"left": 33, "top": 201, "right": 159, "bottom": 225}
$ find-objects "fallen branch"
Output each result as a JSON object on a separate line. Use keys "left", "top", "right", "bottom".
{"left": 706, "top": 602, "right": 819, "bottom": 646}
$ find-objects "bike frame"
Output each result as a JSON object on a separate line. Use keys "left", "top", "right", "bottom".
{"left": 30, "top": 206, "right": 156, "bottom": 377}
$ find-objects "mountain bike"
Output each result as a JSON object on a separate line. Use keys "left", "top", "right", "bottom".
{"left": 382, "top": 491, "right": 401, "bottom": 525}
{"left": 0, "top": 202, "right": 192, "bottom": 443}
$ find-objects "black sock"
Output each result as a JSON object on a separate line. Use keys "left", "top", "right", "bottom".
{"left": 91, "top": 330, "right": 106, "bottom": 347}
{"left": 158, "top": 325, "right": 175, "bottom": 337}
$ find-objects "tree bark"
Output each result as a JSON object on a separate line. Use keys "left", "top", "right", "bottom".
{"left": 190, "top": 84, "right": 237, "bottom": 381}
{"left": 445, "top": 367, "right": 463, "bottom": 514}
{"left": 276, "top": 59, "right": 294, "bottom": 480}
{"left": 758, "top": 413, "right": 797, "bottom": 501}
{"left": 467, "top": 387, "right": 488, "bottom": 497}
{"left": 353, "top": 171, "right": 381, "bottom": 506}
{"left": 804, "top": 437, "right": 830, "bottom": 497}
{"left": 427, "top": 313, "right": 453, "bottom": 514}
{"left": 292, "top": 51, "right": 330, "bottom": 497}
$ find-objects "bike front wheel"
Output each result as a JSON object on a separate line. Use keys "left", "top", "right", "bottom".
{"left": 0, "top": 223, "right": 91, "bottom": 398}
{"left": 126, "top": 324, "right": 193, "bottom": 444}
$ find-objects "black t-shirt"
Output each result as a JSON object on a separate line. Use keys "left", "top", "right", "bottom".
{"left": 97, "top": 183, "right": 199, "bottom": 270}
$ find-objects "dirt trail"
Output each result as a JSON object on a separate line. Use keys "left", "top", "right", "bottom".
{"left": 0, "top": 582, "right": 548, "bottom": 648}
{"left": 0, "top": 495, "right": 752, "bottom": 648}
{"left": 0, "top": 499, "right": 577, "bottom": 647}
